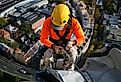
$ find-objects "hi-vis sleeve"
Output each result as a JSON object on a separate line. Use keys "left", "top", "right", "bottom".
{"left": 73, "top": 19, "right": 85, "bottom": 45}
{"left": 40, "top": 19, "right": 54, "bottom": 48}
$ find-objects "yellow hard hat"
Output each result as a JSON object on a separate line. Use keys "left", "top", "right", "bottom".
{"left": 51, "top": 4, "right": 70, "bottom": 30}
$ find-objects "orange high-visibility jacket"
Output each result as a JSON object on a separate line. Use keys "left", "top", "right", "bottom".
{"left": 40, "top": 17, "right": 85, "bottom": 48}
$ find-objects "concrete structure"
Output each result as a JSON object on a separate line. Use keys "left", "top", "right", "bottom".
{"left": 8, "top": 10, "right": 46, "bottom": 33}
{"left": 102, "top": 10, "right": 121, "bottom": 43}
{"left": 14, "top": 48, "right": 25, "bottom": 64}
{"left": 0, "top": 0, "right": 14, "bottom": 5}
{"left": 106, "top": 28, "right": 121, "bottom": 41}
{"left": 0, "top": 0, "right": 48, "bottom": 17}
{"left": 82, "top": 48, "right": 121, "bottom": 82}
{"left": 5, "top": 25, "right": 18, "bottom": 33}
{"left": 24, "top": 41, "right": 41, "bottom": 63}
{"left": 96, "top": 0, "right": 103, "bottom": 6}
{"left": 0, "top": 0, "right": 18, "bottom": 12}
{"left": 32, "top": 16, "right": 45, "bottom": 33}
{"left": 13, "top": 41, "right": 42, "bottom": 64}
{"left": 77, "top": 1, "right": 89, "bottom": 18}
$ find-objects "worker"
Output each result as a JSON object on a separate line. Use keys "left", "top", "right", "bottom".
{"left": 40, "top": 4, "right": 85, "bottom": 70}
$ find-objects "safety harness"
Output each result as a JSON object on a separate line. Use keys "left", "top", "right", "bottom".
{"left": 50, "top": 18, "right": 72, "bottom": 47}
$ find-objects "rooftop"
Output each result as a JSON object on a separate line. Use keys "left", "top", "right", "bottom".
{"left": 5, "top": 25, "right": 18, "bottom": 32}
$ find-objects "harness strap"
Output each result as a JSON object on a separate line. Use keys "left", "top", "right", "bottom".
{"left": 51, "top": 18, "right": 72, "bottom": 46}
{"left": 54, "top": 18, "right": 72, "bottom": 40}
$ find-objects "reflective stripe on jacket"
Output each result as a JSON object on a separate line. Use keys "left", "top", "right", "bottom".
{"left": 40, "top": 17, "right": 85, "bottom": 48}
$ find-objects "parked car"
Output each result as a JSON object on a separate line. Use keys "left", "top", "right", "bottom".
{"left": 0, "top": 43, "right": 14, "bottom": 59}
{"left": 0, "top": 43, "right": 10, "bottom": 52}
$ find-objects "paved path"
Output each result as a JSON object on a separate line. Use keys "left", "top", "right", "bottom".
{"left": 0, "top": 55, "right": 36, "bottom": 81}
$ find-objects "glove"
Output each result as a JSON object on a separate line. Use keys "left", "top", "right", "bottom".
{"left": 51, "top": 44, "right": 64, "bottom": 54}
{"left": 66, "top": 40, "right": 77, "bottom": 50}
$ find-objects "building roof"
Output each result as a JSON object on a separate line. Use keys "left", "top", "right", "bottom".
{"left": 0, "top": 0, "right": 15, "bottom": 6}
{"left": 96, "top": 0, "right": 103, "bottom": 6}
{"left": 20, "top": 35, "right": 27, "bottom": 43}
{"left": 5, "top": 25, "right": 18, "bottom": 32}
{"left": 21, "top": 11, "right": 44, "bottom": 24}
{"left": 0, "top": 29, "right": 10, "bottom": 37}
{"left": 32, "top": 16, "right": 45, "bottom": 30}
{"left": 24, "top": 41, "right": 41, "bottom": 62}
{"left": 77, "top": 1, "right": 86, "bottom": 10}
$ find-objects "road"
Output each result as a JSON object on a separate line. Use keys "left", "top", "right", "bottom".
{"left": 0, "top": 55, "right": 36, "bottom": 81}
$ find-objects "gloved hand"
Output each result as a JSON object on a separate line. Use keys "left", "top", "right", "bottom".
{"left": 51, "top": 44, "right": 64, "bottom": 54}
{"left": 66, "top": 40, "right": 77, "bottom": 50}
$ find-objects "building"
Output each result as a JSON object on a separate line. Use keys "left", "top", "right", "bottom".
{"left": 107, "top": 27, "right": 121, "bottom": 41}
{"left": 0, "top": 29, "right": 11, "bottom": 40}
{"left": 118, "top": 7, "right": 121, "bottom": 17}
{"left": 36, "top": 4, "right": 52, "bottom": 16}
{"left": 96, "top": 0, "right": 103, "bottom": 6}
{"left": 21, "top": 11, "right": 45, "bottom": 33}
{"left": 5, "top": 25, "right": 20, "bottom": 39}
{"left": 23, "top": 41, "right": 42, "bottom": 64}
{"left": 31, "top": 15, "right": 45, "bottom": 31}
{"left": 103, "top": 12, "right": 119, "bottom": 26}
{"left": 5, "top": 0, "right": 48, "bottom": 34}
{"left": 5, "top": 25, "right": 18, "bottom": 33}
{"left": 0, "top": 0, "right": 21, "bottom": 12}
{"left": 102, "top": 8, "right": 121, "bottom": 43}
{"left": 14, "top": 48, "right": 25, "bottom": 64}
{"left": 78, "top": 1, "right": 89, "bottom": 17}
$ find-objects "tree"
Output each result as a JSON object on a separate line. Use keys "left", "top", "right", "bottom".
{"left": 81, "top": 0, "right": 90, "bottom": 4}
{"left": 95, "top": 8, "right": 101, "bottom": 19}
{"left": 11, "top": 42, "right": 19, "bottom": 49}
{"left": 107, "top": 2, "right": 117, "bottom": 14}
{"left": 103, "top": 0, "right": 117, "bottom": 14}
{"left": 31, "top": 34, "right": 36, "bottom": 40}
{"left": 0, "top": 71, "right": 4, "bottom": 79}
{"left": 20, "top": 22, "right": 33, "bottom": 34}
{"left": 87, "top": 44, "right": 95, "bottom": 53}
{"left": 0, "top": 37, "right": 19, "bottom": 49}
{"left": 15, "top": 76, "right": 21, "bottom": 82}
{"left": 103, "top": 0, "right": 112, "bottom": 9}
{"left": 0, "top": 17, "right": 8, "bottom": 28}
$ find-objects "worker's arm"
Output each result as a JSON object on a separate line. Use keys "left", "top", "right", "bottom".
{"left": 73, "top": 20, "right": 85, "bottom": 45}
{"left": 40, "top": 20, "right": 54, "bottom": 48}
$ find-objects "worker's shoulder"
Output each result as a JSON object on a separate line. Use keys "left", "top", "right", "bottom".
{"left": 44, "top": 17, "right": 52, "bottom": 23}
{"left": 71, "top": 17, "right": 79, "bottom": 25}
{"left": 72, "top": 17, "right": 78, "bottom": 23}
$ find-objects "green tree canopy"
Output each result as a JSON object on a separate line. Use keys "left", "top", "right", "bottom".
{"left": 20, "top": 22, "right": 33, "bottom": 34}
{"left": 0, "top": 17, "right": 8, "bottom": 28}
{"left": 104, "top": 0, "right": 117, "bottom": 14}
